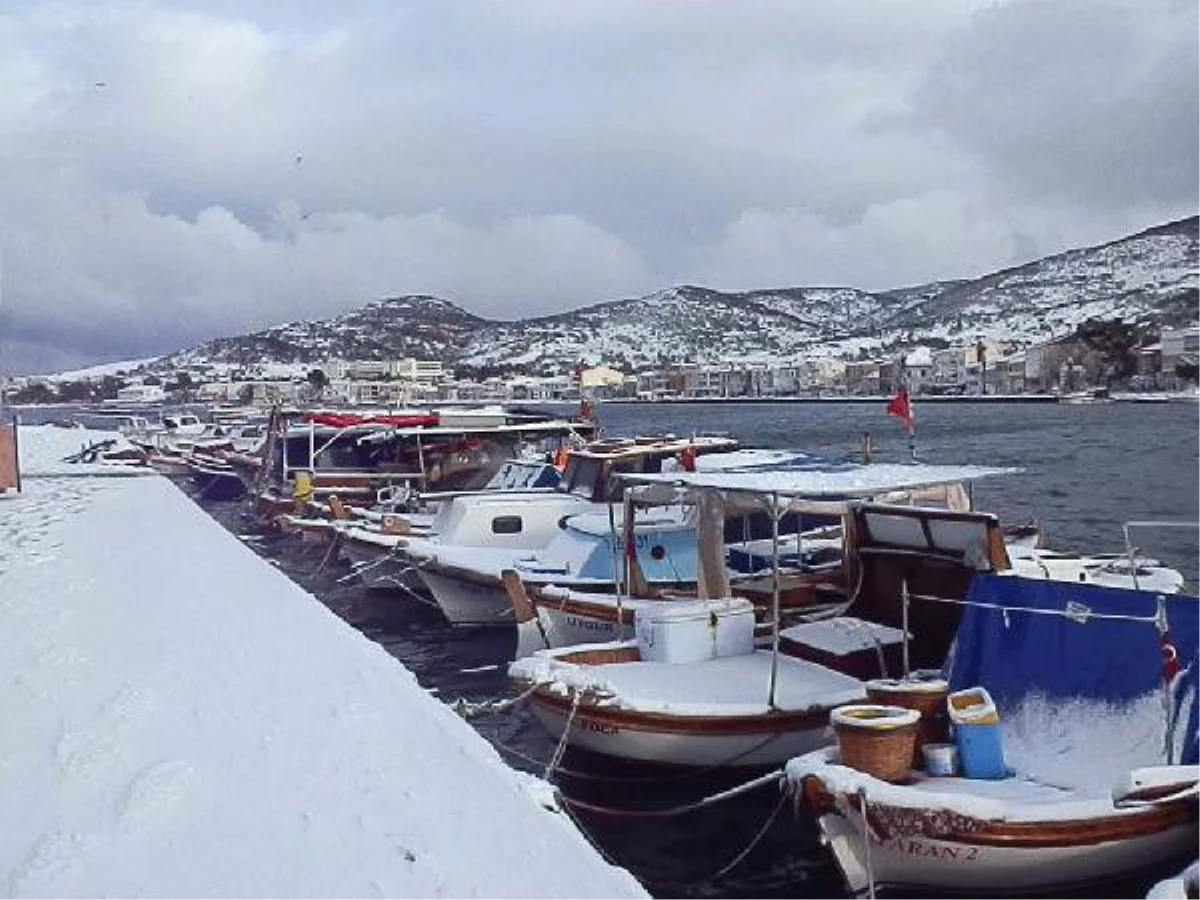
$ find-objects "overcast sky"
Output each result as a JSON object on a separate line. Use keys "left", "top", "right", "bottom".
{"left": 1, "top": 0, "right": 1196, "bottom": 375}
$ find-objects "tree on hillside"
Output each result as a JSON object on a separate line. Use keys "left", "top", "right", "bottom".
{"left": 57, "top": 380, "right": 94, "bottom": 402}
{"left": 306, "top": 368, "right": 330, "bottom": 399}
{"left": 169, "top": 372, "right": 195, "bottom": 400}
{"left": 10, "top": 382, "right": 57, "bottom": 404}
{"left": 1073, "top": 319, "right": 1154, "bottom": 386}
{"left": 1176, "top": 358, "right": 1199, "bottom": 384}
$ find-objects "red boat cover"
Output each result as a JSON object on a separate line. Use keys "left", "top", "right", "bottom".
{"left": 304, "top": 413, "right": 440, "bottom": 429}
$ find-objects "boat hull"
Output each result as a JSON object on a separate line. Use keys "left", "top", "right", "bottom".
{"left": 814, "top": 794, "right": 1198, "bottom": 896}
{"left": 188, "top": 467, "right": 247, "bottom": 500}
{"left": 418, "top": 569, "right": 514, "bottom": 626}
{"left": 527, "top": 691, "right": 834, "bottom": 768}
{"left": 534, "top": 597, "right": 634, "bottom": 647}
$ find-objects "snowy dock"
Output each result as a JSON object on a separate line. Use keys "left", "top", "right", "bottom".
{"left": 0, "top": 427, "right": 645, "bottom": 898}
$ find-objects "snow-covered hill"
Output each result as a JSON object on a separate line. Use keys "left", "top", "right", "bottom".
{"left": 156, "top": 216, "right": 1198, "bottom": 375}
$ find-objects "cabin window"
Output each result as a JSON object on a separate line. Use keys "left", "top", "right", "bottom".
{"left": 491, "top": 516, "right": 523, "bottom": 535}
{"left": 562, "top": 458, "right": 602, "bottom": 498}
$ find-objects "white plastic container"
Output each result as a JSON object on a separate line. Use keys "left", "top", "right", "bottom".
{"left": 635, "top": 598, "right": 756, "bottom": 664}
{"left": 922, "top": 742, "right": 960, "bottom": 777}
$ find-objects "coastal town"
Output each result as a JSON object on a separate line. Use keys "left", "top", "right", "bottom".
{"left": 7, "top": 323, "right": 1198, "bottom": 408}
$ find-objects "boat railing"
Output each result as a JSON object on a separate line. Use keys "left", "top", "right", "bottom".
{"left": 1121, "top": 520, "right": 1200, "bottom": 592}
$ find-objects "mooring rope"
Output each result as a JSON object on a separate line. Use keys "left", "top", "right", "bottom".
{"left": 309, "top": 531, "right": 345, "bottom": 579}
{"left": 554, "top": 767, "right": 783, "bottom": 818}
{"left": 555, "top": 775, "right": 791, "bottom": 888}
{"left": 451, "top": 683, "right": 540, "bottom": 718}
{"left": 544, "top": 691, "right": 581, "bottom": 780}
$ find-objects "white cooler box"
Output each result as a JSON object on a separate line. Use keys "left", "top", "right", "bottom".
{"left": 635, "top": 598, "right": 756, "bottom": 664}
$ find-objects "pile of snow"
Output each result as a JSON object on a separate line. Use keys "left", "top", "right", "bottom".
{"left": 0, "top": 428, "right": 644, "bottom": 897}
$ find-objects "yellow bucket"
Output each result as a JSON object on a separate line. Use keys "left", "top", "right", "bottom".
{"left": 292, "top": 470, "right": 314, "bottom": 504}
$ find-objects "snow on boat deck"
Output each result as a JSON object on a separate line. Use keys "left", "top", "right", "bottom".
{"left": 0, "top": 428, "right": 645, "bottom": 898}
{"left": 513, "top": 648, "right": 867, "bottom": 716}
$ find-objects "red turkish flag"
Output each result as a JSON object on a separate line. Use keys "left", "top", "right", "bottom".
{"left": 886, "top": 390, "right": 913, "bottom": 430}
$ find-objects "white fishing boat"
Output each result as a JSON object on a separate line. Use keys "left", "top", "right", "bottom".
{"left": 787, "top": 572, "right": 1200, "bottom": 897}
{"left": 1006, "top": 545, "right": 1186, "bottom": 593}
{"left": 509, "top": 598, "right": 867, "bottom": 768}
{"left": 508, "top": 462, "right": 1022, "bottom": 770}
{"left": 505, "top": 457, "right": 1017, "bottom": 656}
{"left": 401, "top": 441, "right": 806, "bottom": 624}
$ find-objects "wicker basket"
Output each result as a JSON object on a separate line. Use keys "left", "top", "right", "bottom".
{"left": 831, "top": 704, "right": 921, "bottom": 783}
{"left": 866, "top": 673, "right": 951, "bottom": 767}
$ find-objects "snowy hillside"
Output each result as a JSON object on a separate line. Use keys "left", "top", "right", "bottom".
{"left": 154, "top": 216, "right": 1198, "bottom": 375}
{"left": 168, "top": 295, "right": 485, "bottom": 367}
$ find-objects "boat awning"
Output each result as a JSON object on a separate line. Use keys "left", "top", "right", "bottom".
{"left": 620, "top": 459, "right": 1019, "bottom": 516}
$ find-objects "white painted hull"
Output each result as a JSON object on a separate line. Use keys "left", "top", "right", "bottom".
{"left": 417, "top": 569, "right": 514, "bottom": 626}
{"left": 528, "top": 697, "right": 833, "bottom": 768}
{"left": 535, "top": 604, "right": 631, "bottom": 648}
{"left": 818, "top": 809, "right": 1197, "bottom": 896}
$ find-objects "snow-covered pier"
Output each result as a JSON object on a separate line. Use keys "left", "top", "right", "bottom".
{"left": 0, "top": 427, "right": 645, "bottom": 898}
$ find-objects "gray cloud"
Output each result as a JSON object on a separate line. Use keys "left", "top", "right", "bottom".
{"left": 0, "top": 0, "right": 1194, "bottom": 374}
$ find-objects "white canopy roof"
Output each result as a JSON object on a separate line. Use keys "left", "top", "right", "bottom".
{"left": 620, "top": 457, "right": 1018, "bottom": 515}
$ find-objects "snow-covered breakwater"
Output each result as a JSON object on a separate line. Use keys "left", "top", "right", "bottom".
{"left": 0, "top": 427, "right": 645, "bottom": 898}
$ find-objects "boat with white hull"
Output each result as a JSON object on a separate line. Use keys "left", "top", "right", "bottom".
{"left": 401, "top": 442, "right": 811, "bottom": 624}
{"left": 510, "top": 600, "right": 866, "bottom": 768}
{"left": 510, "top": 485, "right": 1024, "bottom": 771}
{"left": 788, "top": 571, "right": 1200, "bottom": 897}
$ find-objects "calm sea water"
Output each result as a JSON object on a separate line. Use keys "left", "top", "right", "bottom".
{"left": 111, "top": 400, "right": 1200, "bottom": 897}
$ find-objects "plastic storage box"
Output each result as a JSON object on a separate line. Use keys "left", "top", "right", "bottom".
{"left": 635, "top": 598, "right": 756, "bottom": 664}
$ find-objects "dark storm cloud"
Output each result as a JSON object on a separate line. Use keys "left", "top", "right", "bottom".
{"left": 0, "top": 0, "right": 1194, "bottom": 374}
{"left": 909, "top": 0, "right": 1198, "bottom": 210}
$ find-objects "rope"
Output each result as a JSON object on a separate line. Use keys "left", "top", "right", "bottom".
{"left": 451, "top": 683, "right": 539, "bottom": 719}
{"left": 707, "top": 789, "right": 788, "bottom": 881}
{"left": 907, "top": 590, "right": 1162, "bottom": 624}
{"left": 554, "top": 768, "right": 783, "bottom": 818}
{"left": 308, "top": 531, "right": 344, "bottom": 579}
{"left": 555, "top": 776, "right": 791, "bottom": 888}
{"left": 859, "top": 790, "right": 876, "bottom": 900}
{"left": 544, "top": 691, "right": 581, "bottom": 780}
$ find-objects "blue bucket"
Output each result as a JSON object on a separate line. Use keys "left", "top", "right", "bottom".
{"left": 954, "top": 721, "right": 1007, "bottom": 779}
{"left": 947, "top": 687, "right": 1007, "bottom": 780}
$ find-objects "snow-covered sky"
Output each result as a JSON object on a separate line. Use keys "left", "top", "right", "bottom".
{"left": 1, "top": 0, "right": 1196, "bottom": 375}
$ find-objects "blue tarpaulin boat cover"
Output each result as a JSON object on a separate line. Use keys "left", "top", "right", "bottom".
{"left": 946, "top": 574, "right": 1198, "bottom": 766}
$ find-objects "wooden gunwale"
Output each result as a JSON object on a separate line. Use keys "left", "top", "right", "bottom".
{"left": 534, "top": 592, "right": 640, "bottom": 626}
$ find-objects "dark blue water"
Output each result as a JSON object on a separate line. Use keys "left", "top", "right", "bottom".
{"left": 44, "top": 399, "right": 1200, "bottom": 897}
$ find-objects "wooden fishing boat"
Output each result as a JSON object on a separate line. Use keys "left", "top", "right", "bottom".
{"left": 250, "top": 406, "right": 597, "bottom": 523}
{"left": 505, "top": 458, "right": 1017, "bottom": 663}
{"left": 508, "top": 464, "right": 1023, "bottom": 770}
{"left": 509, "top": 598, "right": 867, "bottom": 768}
{"left": 787, "top": 573, "right": 1200, "bottom": 896}
{"left": 793, "top": 755, "right": 1197, "bottom": 896}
